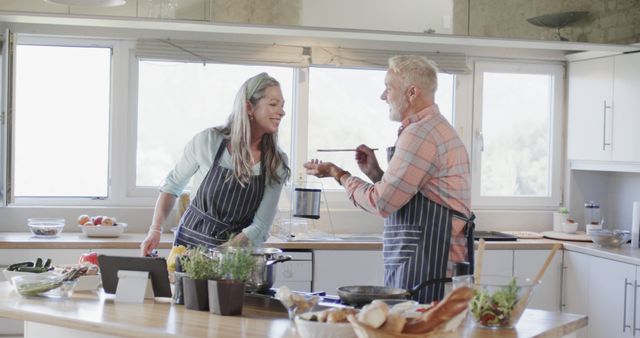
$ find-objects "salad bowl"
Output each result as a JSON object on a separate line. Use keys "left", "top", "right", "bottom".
{"left": 466, "top": 275, "right": 540, "bottom": 329}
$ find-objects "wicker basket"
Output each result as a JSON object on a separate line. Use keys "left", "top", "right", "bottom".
{"left": 347, "top": 315, "right": 436, "bottom": 338}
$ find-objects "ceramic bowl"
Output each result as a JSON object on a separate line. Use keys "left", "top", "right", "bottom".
{"left": 561, "top": 221, "right": 578, "bottom": 234}
{"left": 295, "top": 311, "right": 357, "bottom": 338}
{"left": 79, "top": 223, "right": 127, "bottom": 237}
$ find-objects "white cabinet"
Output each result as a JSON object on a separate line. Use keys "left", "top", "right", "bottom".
{"left": 514, "top": 250, "right": 562, "bottom": 312}
{"left": 588, "top": 256, "right": 636, "bottom": 337}
{"left": 612, "top": 53, "right": 640, "bottom": 162}
{"left": 313, "top": 250, "right": 383, "bottom": 293}
{"left": 567, "top": 53, "right": 640, "bottom": 163}
{"left": 567, "top": 57, "right": 614, "bottom": 161}
{"left": 561, "top": 251, "right": 589, "bottom": 338}
{"left": 480, "top": 250, "right": 513, "bottom": 276}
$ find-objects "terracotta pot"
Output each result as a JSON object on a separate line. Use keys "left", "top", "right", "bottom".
{"left": 208, "top": 280, "right": 245, "bottom": 316}
{"left": 183, "top": 277, "right": 209, "bottom": 311}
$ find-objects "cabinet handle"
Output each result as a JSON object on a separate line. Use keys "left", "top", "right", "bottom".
{"left": 625, "top": 278, "right": 633, "bottom": 332}
{"left": 603, "top": 100, "right": 612, "bottom": 150}
{"left": 635, "top": 280, "right": 640, "bottom": 333}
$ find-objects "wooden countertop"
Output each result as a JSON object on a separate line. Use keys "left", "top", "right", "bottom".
{"left": 0, "top": 282, "right": 586, "bottom": 338}
{"left": 0, "top": 232, "right": 565, "bottom": 250}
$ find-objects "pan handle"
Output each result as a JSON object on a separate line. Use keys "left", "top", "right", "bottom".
{"left": 408, "top": 277, "right": 452, "bottom": 296}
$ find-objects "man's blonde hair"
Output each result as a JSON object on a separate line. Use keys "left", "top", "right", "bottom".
{"left": 388, "top": 55, "right": 438, "bottom": 99}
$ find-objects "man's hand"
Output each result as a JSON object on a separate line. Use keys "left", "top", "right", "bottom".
{"left": 304, "top": 159, "right": 341, "bottom": 178}
{"left": 355, "top": 144, "right": 383, "bottom": 182}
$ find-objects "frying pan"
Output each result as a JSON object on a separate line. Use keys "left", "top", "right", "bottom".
{"left": 337, "top": 278, "right": 451, "bottom": 306}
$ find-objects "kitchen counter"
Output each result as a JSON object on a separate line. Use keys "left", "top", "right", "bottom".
{"left": 3, "top": 231, "right": 640, "bottom": 266}
{"left": 0, "top": 282, "right": 586, "bottom": 338}
{"left": 0, "top": 232, "right": 563, "bottom": 250}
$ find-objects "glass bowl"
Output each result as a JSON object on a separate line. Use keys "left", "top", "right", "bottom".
{"left": 12, "top": 274, "right": 77, "bottom": 299}
{"left": 467, "top": 275, "right": 540, "bottom": 329}
{"left": 589, "top": 229, "right": 631, "bottom": 248}
{"left": 27, "top": 218, "right": 65, "bottom": 237}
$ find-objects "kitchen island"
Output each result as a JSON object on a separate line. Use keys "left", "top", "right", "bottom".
{"left": 0, "top": 282, "right": 585, "bottom": 338}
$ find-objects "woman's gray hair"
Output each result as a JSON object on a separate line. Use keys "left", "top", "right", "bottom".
{"left": 217, "top": 72, "right": 290, "bottom": 186}
{"left": 388, "top": 55, "right": 438, "bottom": 98}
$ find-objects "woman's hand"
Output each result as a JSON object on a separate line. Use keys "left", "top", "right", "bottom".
{"left": 140, "top": 231, "right": 161, "bottom": 257}
{"left": 222, "top": 232, "right": 250, "bottom": 247}
{"left": 355, "top": 144, "right": 383, "bottom": 182}
{"left": 303, "top": 159, "right": 341, "bottom": 178}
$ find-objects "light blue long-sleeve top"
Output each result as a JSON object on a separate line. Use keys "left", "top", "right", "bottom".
{"left": 159, "top": 127, "right": 287, "bottom": 246}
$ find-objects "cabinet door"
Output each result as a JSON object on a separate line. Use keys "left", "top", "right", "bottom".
{"left": 612, "top": 53, "right": 640, "bottom": 162}
{"left": 562, "top": 251, "right": 589, "bottom": 338}
{"left": 313, "top": 250, "right": 383, "bottom": 293}
{"left": 588, "top": 256, "right": 635, "bottom": 338}
{"left": 567, "top": 57, "right": 614, "bottom": 161}
{"left": 479, "top": 250, "right": 513, "bottom": 276}
{"left": 514, "top": 250, "right": 562, "bottom": 312}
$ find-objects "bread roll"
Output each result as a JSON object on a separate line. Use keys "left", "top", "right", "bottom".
{"left": 327, "top": 308, "right": 357, "bottom": 323}
{"left": 402, "top": 286, "right": 473, "bottom": 334}
{"left": 380, "top": 313, "right": 407, "bottom": 333}
{"left": 357, "top": 302, "right": 389, "bottom": 328}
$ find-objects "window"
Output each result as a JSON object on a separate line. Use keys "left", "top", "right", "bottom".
{"left": 14, "top": 43, "right": 111, "bottom": 198}
{"left": 471, "top": 61, "right": 564, "bottom": 208}
{"left": 135, "top": 61, "right": 294, "bottom": 191}
{"left": 306, "top": 67, "right": 455, "bottom": 189}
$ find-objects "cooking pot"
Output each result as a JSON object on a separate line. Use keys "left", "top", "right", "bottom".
{"left": 337, "top": 278, "right": 451, "bottom": 306}
{"left": 246, "top": 247, "right": 292, "bottom": 292}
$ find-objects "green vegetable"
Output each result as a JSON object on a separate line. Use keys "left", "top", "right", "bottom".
{"left": 16, "top": 266, "right": 50, "bottom": 273}
{"left": 470, "top": 277, "right": 520, "bottom": 327}
{"left": 44, "top": 258, "right": 52, "bottom": 269}
{"left": 35, "top": 258, "right": 43, "bottom": 268}
{"left": 8, "top": 262, "right": 34, "bottom": 271}
{"left": 15, "top": 278, "right": 62, "bottom": 296}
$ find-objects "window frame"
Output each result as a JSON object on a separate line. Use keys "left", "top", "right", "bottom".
{"left": 470, "top": 60, "right": 565, "bottom": 209}
{"left": 8, "top": 35, "right": 142, "bottom": 207}
{"left": 2, "top": 34, "right": 565, "bottom": 214}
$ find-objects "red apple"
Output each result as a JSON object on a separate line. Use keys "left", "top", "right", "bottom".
{"left": 78, "top": 252, "right": 99, "bottom": 266}
{"left": 92, "top": 216, "right": 103, "bottom": 226}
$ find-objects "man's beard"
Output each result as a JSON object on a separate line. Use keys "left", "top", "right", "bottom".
{"left": 388, "top": 98, "right": 408, "bottom": 122}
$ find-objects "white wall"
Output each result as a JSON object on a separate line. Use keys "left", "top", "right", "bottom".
{"left": 300, "top": 0, "right": 453, "bottom": 34}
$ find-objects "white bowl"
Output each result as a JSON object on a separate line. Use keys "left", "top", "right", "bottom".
{"left": 3, "top": 268, "right": 57, "bottom": 287}
{"left": 295, "top": 311, "right": 357, "bottom": 338}
{"left": 79, "top": 223, "right": 127, "bottom": 237}
{"left": 561, "top": 221, "right": 578, "bottom": 234}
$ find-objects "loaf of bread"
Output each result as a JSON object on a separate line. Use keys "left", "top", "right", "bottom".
{"left": 380, "top": 313, "right": 407, "bottom": 333}
{"left": 402, "top": 286, "right": 473, "bottom": 334}
{"left": 357, "top": 301, "right": 390, "bottom": 328}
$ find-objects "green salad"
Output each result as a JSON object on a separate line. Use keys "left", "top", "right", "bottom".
{"left": 470, "top": 277, "right": 520, "bottom": 327}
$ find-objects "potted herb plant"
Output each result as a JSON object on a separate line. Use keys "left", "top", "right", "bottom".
{"left": 208, "top": 246, "right": 256, "bottom": 316}
{"left": 180, "top": 246, "right": 219, "bottom": 311}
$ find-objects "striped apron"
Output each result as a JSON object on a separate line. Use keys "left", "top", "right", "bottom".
{"left": 383, "top": 146, "right": 474, "bottom": 304}
{"left": 173, "top": 140, "right": 265, "bottom": 248}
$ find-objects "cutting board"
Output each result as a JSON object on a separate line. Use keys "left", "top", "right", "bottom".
{"left": 542, "top": 231, "right": 592, "bottom": 242}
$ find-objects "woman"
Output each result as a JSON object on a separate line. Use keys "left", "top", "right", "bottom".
{"left": 140, "top": 72, "right": 290, "bottom": 256}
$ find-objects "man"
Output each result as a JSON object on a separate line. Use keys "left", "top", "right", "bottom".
{"left": 304, "top": 55, "right": 472, "bottom": 303}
